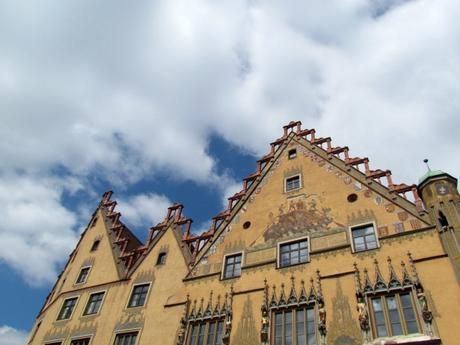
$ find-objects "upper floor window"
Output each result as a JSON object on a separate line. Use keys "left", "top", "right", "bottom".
{"left": 273, "top": 307, "right": 316, "bottom": 345}
{"left": 285, "top": 175, "right": 301, "bottom": 192}
{"left": 370, "top": 292, "right": 419, "bottom": 338}
{"left": 90, "top": 239, "right": 100, "bottom": 252}
{"left": 156, "top": 252, "right": 167, "bottom": 265}
{"left": 76, "top": 267, "right": 91, "bottom": 284}
{"left": 188, "top": 320, "right": 224, "bottom": 345}
{"left": 83, "top": 292, "right": 105, "bottom": 316}
{"left": 114, "top": 331, "right": 138, "bottom": 345}
{"left": 223, "top": 253, "right": 242, "bottom": 279}
{"left": 351, "top": 224, "right": 378, "bottom": 252}
{"left": 279, "top": 239, "right": 309, "bottom": 268}
{"left": 288, "top": 149, "right": 297, "bottom": 160}
{"left": 128, "top": 283, "right": 150, "bottom": 308}
{"left": 70, "top": 338, "right": 90, "bottom": 345}
{"left": 57, "top": 297, "right": 78, "bottom": 320}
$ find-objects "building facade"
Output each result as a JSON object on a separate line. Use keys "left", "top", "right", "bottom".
{"left": 27, "top": 121, "right": 460, "bottom": 345}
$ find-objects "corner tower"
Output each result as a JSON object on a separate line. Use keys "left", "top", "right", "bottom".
{"left": 418, "top": 164, "right": 460, "bottom": 281}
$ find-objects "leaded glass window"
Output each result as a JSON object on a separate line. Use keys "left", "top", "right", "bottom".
{"left": 273, "top": 308, "right": 316, "bottom": 345}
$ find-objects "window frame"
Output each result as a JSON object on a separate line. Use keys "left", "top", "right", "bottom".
{"left": 69, "top": 336, "right": 92, "bottom": 345}
{"left": 368, "top": 290, "right": 420, "bottom": 339}
{"left": 284, "top": 174, "right": 302, "bottom": 193}
{"left": 349, "top": 222, "right": 379, "bottom": 253}
{"left": 288, "top": 148, "right": 297, "bottom": 160}
{"left": 82, "top": 290, "right": 106, "bottom": 317}
{"left": 271, "top": 305, "right": 318, "bottom": 345}
{"left": 186, "top": 318, "right": 225, "bottom": 345}
{"left": 113, "top": 330, "right": 140, "bottom": 345}
{"left": 90, "top": 239, "right": 100, "bottom": 252}
{"left": 56, "top": 296, "right": 79, "bottom": 321}
{"left": 75, "top": 266, "right": 92, "bottom": 285}
{"left": 126, "top": 283, "right": 151, "bottom": 309}
{"left": 277, "top": 236, "right": 310, "bottom": 269}
{"left": 221, "top": 252, "right": 243, "bottom": 280}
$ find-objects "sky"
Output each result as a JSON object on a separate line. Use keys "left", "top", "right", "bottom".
{"left": 1, "top": 0, "right": 460, "bottom": 343}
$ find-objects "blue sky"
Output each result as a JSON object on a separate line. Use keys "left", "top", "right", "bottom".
{"left": 1, "top": 1, "right": 460, "bottom": 344}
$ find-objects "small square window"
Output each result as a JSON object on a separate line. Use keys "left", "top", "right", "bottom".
{"left": 114, "top": 332, "right": 138, "bottom": 345}
{"left": 223, "top": 253, "right": 242, "bottom": 279}
{"left": 156, "top": 252, "right": 167, "bottom": 265}
{"left": 57, "top": 297, "right": 78, "bottom": 320}
{"left": 83, "top": 292, "right": 105, "bottom": 315}
{"left": 90, "top": 240, "right": 100, "bottom": 252}
{"left": 285, "top": 175, "right": 300, "bottom": 192}
{"left": 351, "top": 224, "right": 378, "bottom": 252}
{"left": 128, "top": 284, "right": 150, "bottom": 308}
{"left": 76, "top": 267, "right": 90, "bottom": 284}
{"left": 70, "top": 338, "right": 90, "bottom": 345}
{"left": 288, "top": 149, "right": 297, "bottom": 159}
{"left": 279, "top": 239, "right": 309, "bottom": 267}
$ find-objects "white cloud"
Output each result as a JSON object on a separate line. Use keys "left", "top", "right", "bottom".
{"left": 1, "top": 0, "right": 460, "bottom": 285}
{"left": 0, "top": 325, "right": 28, "bottom": 345}
{"left": 117, "top": 193, "right": 173, "bottom": 228}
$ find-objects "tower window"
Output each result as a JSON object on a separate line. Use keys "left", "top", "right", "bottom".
{"left": 90, "top": 239, "right": 100, "bottom": 252}
{"left": 156, "top": 252, "right": 167, "bottom": 265}
{"left": 288, "top": 149, "right": 297, "bottom": 160}
{"left": 438, "top": 211, "right": 449, "bottom": 228}
{"left": 223, "top": 253, "right": 242, "bottom": 279}
{"left": 128, "top": 283, "right": 150, "bottom": 308}
{"left": 351, "top": 224, "right": 378, "bottom": 252}
{"left": 75, "top": 267, "right": 91, "bottom": 284}
{"left": 285, "top": 175, "right": 301, "bottom": 192}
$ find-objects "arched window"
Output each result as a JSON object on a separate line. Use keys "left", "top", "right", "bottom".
{"left": 157, "top": 252, "right": 167, "bottom": 265}
{"left": 438, "top": 211, "right": 449, "bottom": 228}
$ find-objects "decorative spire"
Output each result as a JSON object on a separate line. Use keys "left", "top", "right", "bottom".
{"left": 363, "top": 268, "right": 373, "bottom": 292}
{"left": 387, "top": 257, "right": 401, "bottom": 288}
{"left": 279, "top": 283, "right": 287, "bottom": 306}
{"left": 400, "top": 261, "right": 413, "bottom": 286}
{"left": 288, "top": 275, "right": 298, "bottom": 304}
{"left": 423, "top": 159, "right": 431, "bottom": 172}
{"left": 205, "top": 290, "right": 213, "bottom": 316}
{"left": 299, "top": 279, "right": 308, "bottom": 303}
{"left": 408, "top": 251, "right": 421, "bottom": 287}
{"left": 316, "top": 269, "right": 323, "bottom": 298}
{"left": 373, "top": 259, "right": 387, "bottom": 290}
{"left": 308, "top": 277, "right": 317, "bottom": 302}
{"left": 270, "top": 285, "right": 277, "bottom": 307}
{"left": 353, "top": 262, "right": 363, "bottom": 294}
{"left": 214, "top": 294, "right": 222, "bottom": 315}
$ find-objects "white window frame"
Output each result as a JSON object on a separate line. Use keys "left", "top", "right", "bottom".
{"left": 74, "top": 265, "right": 92, "bottom": 285}
{"left": 221, "top": 251, "right": 244, "bottom": 280}
{"left": 284, "top": 174, "right": 302, "bottom": 193}
{"left": 112, "top": 328, "right": 142, "bottom": 345}
{"left": 81, "top": 289, "right": 107, "bottom": 317}
{"left": 348, "top": 221, "right": 380, "bottom": 253}
{"left": 277, "top": 235, "right": 310, "bottom": 268}
{"left": 56, "top": 295, "right": 80, "bottom": 321}
{"left": 125, "top": 282, "right": 152, "bottom": 310}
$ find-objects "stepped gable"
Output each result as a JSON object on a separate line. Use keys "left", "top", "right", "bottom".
{"left": 100, "top": 191, "right": 194, "bottom": 274}
{"left": 186, "top": 120, "right": 429, "bottom": 274}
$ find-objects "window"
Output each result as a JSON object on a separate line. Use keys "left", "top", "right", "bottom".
{"left": 70, "top": 338, "right": 90, "bottom": 345}
{"left": 288, "top": 149, "right": 297, "bottom": 160}
{"left": 57, "top": 297, "right": 78, "bottom": 320}
{"left": 351, "top": 224, "right": 378, "bottom": 252}
{"left": 273, "top": 307, "right": 316, "bottom": 345}
{"left": 279, "top": 239, "right": 309, "bottom": 268}
{"left": 83, "top": 292, "right": 105, "bottom": 315}
{"left": 90, "top": 240, "right": 100, "bottom": 252}
{"left": 128, "top": 284, "right": 150, "bottom": 308}
{"left": 223, "top": 253, "right": 242, "bottom": 279}
{"left": 114, "top": 332, "right": 138, "bottom": 345}
{"left": 285, "top": 175, "right": 300, "bottom": 192}
{"left": 188, "top": 320, "right": 224, "bottom": 345}
{"left": 156, "top": 252, "right": 167, "bottom": 265}
{"left": 76, "top": 267, "right": 90, "bottom": 284}
{"left": 370, "top": 292, "right": 419, "bottom": 338}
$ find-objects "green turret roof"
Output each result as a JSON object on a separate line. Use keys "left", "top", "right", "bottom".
{"left": 418, "top": 170, "right": 446, "bottom": 184}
